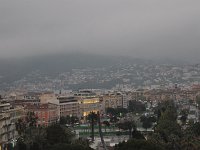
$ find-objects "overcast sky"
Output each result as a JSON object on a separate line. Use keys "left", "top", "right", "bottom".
{"left": 0, "top": 0, "right": 200, "bottom": 61}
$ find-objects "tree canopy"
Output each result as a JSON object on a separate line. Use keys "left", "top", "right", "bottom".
{"left": 115, "top": 139, "right": 164, "bottom": 150}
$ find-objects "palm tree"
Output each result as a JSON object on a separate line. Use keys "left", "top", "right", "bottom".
{"left": 86, "top": 112, "right": 98, "bottom": 142}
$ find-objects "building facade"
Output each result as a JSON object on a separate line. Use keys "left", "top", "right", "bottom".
{"left": 0, "top": 103, "right": 25, "bottom": 150}
{"left": 57, "top": 96, "right": 79, "bottom": 117}
{"left": 25, "top": 103, "right": 59, "bottom": 127}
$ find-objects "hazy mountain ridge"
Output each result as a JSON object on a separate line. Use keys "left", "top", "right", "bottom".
{"left": 0, "top": 53, "right": 132, "bottom": 83}
{"left": 0, "top": 52, "right": 193, "bottom": 87}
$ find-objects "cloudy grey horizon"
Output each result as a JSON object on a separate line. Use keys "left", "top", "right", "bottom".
{"left": 0, "top": 0, "right": 200, "bottom": 62}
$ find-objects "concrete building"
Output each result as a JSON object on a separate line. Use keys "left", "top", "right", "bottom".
{"left": 25, "top": 103, "right": 59, "bottom": 127}
{"left": 0, "top": 103, "right": 25, "bottom": 149}
{"left": 78, "top": 96, "right": 100, "bottom": 117}
{"left": 122, "top": 92, "right": 132, "bottom": 109}
{"left": 74, "top": 90, "right": 100, "bottom": 117}
{"left": 101, "top": 92, "right": 123, "bottom": 112}
{"left": 57, "top": 96, "right": 79, "bottom": 117}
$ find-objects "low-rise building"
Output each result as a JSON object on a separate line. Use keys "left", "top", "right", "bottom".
{"left": 75, "top": 90, "right": 100, "bottom": 117}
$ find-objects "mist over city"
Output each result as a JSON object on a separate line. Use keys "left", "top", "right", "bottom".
{"left": 1, "top": 1, "right": 200, "bottom": 150}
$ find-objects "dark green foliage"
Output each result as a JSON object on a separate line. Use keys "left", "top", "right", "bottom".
{"left": 155, "top": 100, "right": 182, "bottom": 143}
{"left": 110, "top": 116, "right": 119, "bottom": 123}
{"left": 30, "top": 142, "right": 40, "bottom": 150}
{"left": 60, "top": 116, "right": 69, "bottom": 125}
{"left": 103, "top": 120, "right": 110, "bottom": 127}
{"left": 188, "top": 122, "right": 200, "bottom": 137}
{"left": 47, "top": 143, "right": 92, "bottom": 150}
{"left": 157, "top": 109, "right": 162, "bottom": 120}
{"left": 128, "top": 101, "right": 146, "bottom": 113}
{"left": 15, "top": 112, "right": 38, "bottom": 136}
{"left": 180, "top": 109, "right": 188, "bottom": 124}
{"left": 149, "top": 116, "right": 157, "bottom": 123}
{"left": 142, "top": 119, "right": 152, "bottom": 130}
{"left": 106, "top": 108, "right": 128, "bottom": 117}
{"left": 117, "top": 121, "right": 136, "bottom": 131}
{"left": 7, "top": 143, "right": 14, "bottom": 150}
{"left": 15, "top": 138, "right": 27, "bottom": 150}
{"left": 140, "top": 116, "right": 156, "bottom": 130}
{"left": 115, "top": 139, "right": 164, "bottom": 150}
{"left": 132, "top": 130, "right": 145, "bottom": 140}
{"left": 60, "top": 116, "right": 79, "bottom": 125}
{"left": 14, "top": 123, "right": 92, "bottom": 150}
{"left": 15, "top": 118, "right": 26, "bottom": 135}
{"left": 25, "top": 112, "right": 38, "bottom": 127}
{"left": 117, "top": 121, "right": 136, "bottom": 138}
{"left": 46, "top": 124, "right": 71, "bottom": 145}
{"left": 86, "top": 112, "right": 98, "bottom": 142}
{"left": 86, "top": 112, "right": 98, "bottom": 123}
{"left": 102, "top": 121, "right": 110, "bottom": 132}
{"left": 196, "top": 95, "right": 200, "bottom": 108}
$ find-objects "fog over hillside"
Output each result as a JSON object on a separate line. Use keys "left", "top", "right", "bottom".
{"left": 0, "top": 53, "right": 132, "bottom": 83}
{"left": 1, "top": 0, "right": 200, "bottom": 88}
{"left": 0, "top": 52, "right": 194, "bottom": 86}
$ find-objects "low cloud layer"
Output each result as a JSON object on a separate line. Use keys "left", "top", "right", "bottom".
{"left": 0, "top": 0, "right": 200, "bottom": 61}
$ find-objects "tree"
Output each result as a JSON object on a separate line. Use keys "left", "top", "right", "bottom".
{"left": 60, "top": 116, "right": 79, "bottom": 126}
{"left": 110, "top": 116, "right": 119, "bottom": 124}
{"left": 15, "top": 138, "right": 27, "bottom": 150}
{"left": 128, "top": 100, "right": 146, "bottom": 113}
{"left": 102, "top": 120, "right": 110, "bottom": 132}
{"left": 196, "top": 95, "right": 200, "bottom": 108}
{"left": 154, "top": 100, "right": 182, "bottom": 145}
{"left": 106, "top": 108, "right": 128, "bottom": 117}
{"left": 180, "top": 110, "right": 188, "bottom": 125}
{"left": 46, "top": 124, "right": 73, "bottom": 145}
{"left": 117, "top": 121, "right": 136, "bottom": 139}
{"left": 16, "top": 112, "right": 38, "bottom": 136}
{"left": 15, "top": 118, "right": 26, "bottom": 136}
{"left": 188, "top": 122, "right": 200, "bottom": 137}
{"left": 86, "top": 112, "right": 98, "bottom": 142}
{"left": 25, "top": 112, "right": 38, "bottom": 127}
{"left": 72, "top": 138, "right": 91, "bottom": 149}
{"left": 140, "top": 115, "right": 156, "bottom": 131}
{"left": 132, "top": 130, "right": 145, "bottom": 140}
{"left": 15, "top": 112, "right": 40, "bottom": 150}
{"left": 60, "top": 116, "right": 68, "bottom": 125}
{"left": 47, "top": 143, "right": 92, "bottom": 150}
{"left": 115, "top": 139, "right": 164, "bottom": 150}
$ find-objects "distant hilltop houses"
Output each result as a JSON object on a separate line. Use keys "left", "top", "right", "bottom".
{"left": 2, "top": 62, "right": 200, "bottom": 93}
{"left": 1, "top": 84, "right": 200, "bottom": 148}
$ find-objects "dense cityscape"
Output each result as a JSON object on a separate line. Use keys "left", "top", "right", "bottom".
{"left": 1, "top": 61, "right": 200, "bottom": 149}
{"left": 2, "top": 62, "right": 200, "bottom": 92}
{"left": 1, "top": 0, "right": 200, "bottom": 150}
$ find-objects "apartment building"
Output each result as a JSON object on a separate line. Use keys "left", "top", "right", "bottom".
{"left": 0, "top": 103, "right": 25, "bottom": 149}
{"left": 57, "top": 96, "right": 79, "bottom": 117}
{"left": 25, "top": 103, "right": 59, "bottom": 127}
{"left": 101, "top": 92, "right": 123, "bottom": 113}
